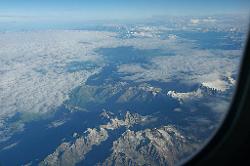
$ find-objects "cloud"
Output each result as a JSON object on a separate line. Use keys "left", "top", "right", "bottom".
{"left": 0, "top": 31, "right": 111, "bottom": 116}
{"left": 190, "top": 19, "right": 200, "bottom": 24}
{"left": 190, "top": 17, "right": 217, "bottom": 25}
{"left": 1, "top": 142, "right": 19, "bottom": 151}
{"left": 202, "top": 17, "right": 217, "bottom": 23}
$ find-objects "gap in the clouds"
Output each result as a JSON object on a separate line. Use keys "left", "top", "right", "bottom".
{"left": 173, "top": 30, "right": 245, "bottom": 50}
{"left": 86, "top": 46, "right": 176, "bottom": 86}
{"left": 66, "top": 61, "right": 98, "bottom": 73}
{"left": 96, "top": 46, "right": 163, "bottom": 64}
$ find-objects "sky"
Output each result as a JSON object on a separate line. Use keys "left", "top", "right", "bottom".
{"left": 0, "top": 0, "right": 250, "bottom": 21}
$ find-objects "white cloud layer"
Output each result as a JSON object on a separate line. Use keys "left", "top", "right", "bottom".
{"left": 0, "top": 30, "right": 119, "bottom": 133}
{"left": 118, "top": 49, "right": 242, "bottom": 85}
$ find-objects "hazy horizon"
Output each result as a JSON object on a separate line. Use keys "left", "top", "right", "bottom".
{"left": 1, "top": 0, "right": 249, "bottom": 23}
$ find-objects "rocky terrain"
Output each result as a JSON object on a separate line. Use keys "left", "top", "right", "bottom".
{"left": 102, "top": 126, "right": 196, "bottom": 166}
{"left": 40, "top": 128, "right": 108, "bottom": 166}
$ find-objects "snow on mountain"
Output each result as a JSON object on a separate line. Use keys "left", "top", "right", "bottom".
{"left": 167, "top": 89, "right": 203, "bottom": 104}
{"left": 100, "top": 111, "right": 151, "bottom": 129}
{"left": 167, "top": 74, "right": 236, "bottom": 103}
{"left": 201, "top": 75, "right": 236, "bottom": 92}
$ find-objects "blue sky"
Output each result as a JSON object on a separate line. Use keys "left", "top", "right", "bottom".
{"left": 0, "top": 0, "right": 250, "bottom": 20}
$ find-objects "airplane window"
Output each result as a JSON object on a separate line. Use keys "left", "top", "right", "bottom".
{"left": 0, "top": 1, "right": 249, "bottom": 165}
